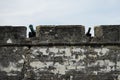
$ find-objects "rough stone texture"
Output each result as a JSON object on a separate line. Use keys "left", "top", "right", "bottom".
{"left": 0, "top": 25, "right": 120, "bottom": 80}
{"left": 0, "top": 47, "right": 27, "bottom": 80}
{"left": 28, "top": 46, "right": 120, "bottom": 80}
{"left": 94, "top": 25, "right": 120, "bottom": 42}
{"left": 0, "top": 26, "right": 27, "bottom": 44}
{"left": 1, "top": 45, "right": 120, "bottom": 80}
{"left": 36, "top": 25, "right": 85, "bottom": 43}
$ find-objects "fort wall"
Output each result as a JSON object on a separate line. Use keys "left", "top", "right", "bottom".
{"left": 0, "top": 25, "right": 120, "bottom": 80}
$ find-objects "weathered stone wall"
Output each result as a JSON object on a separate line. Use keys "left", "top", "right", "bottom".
{"left": 0, "top": 25, "right": 120, "bottom": 80}
{"left": 0, "top": 46, "right": 26, "bottom": 80}
{"left": 0, "top": 26, "right": 26, "bottom": 44}
{"left": 36, "top": 25, "right": 85, "bottom": 43}
{"left": 29, "top": 46, "right": 120, "bottom": 80}
{"left": 94, "top": 25, "right": 120, "bottom": 42}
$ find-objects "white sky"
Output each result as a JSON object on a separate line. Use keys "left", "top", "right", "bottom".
{"left": 0, "top": 0, "right": 120, "bottom": 35}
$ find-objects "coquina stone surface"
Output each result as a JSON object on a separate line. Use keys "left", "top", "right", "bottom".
{"left": 0, "top": 26, "right": 27, "bottom": 44}
{"left": 0, "top": 25, "right": 120, "bottom": 80}
{"left": 36, "top": 25, "right": 85, "bottom": 43}
{"left": 94, "top": 25, "right": 120, "bottom": 42}
{"left": 0, "top": 47, "right": 27, "bottom": 80}
{"left": 29, "top": 46, "right": 120, "bottom": 80}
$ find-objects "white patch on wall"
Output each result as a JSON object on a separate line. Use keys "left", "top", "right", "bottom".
{"left": 32, "top": 49, "right": 39, "bottom": 55}
{"left": 101, "top": 48, "right": 109, "bottom": 55}
{"left": 89, "top": 54, "right": 97, "bottom": 58}
{"left": 30, "top": 61, "right": 46, "bottom": 69}
{"left": 93, "top": 71, "right": 98, "bottom": 75}
{"left": 22, "top": 55, "right": 25, "bottom": 59}
{"left": 61, "top": 48, "right": 71, "bottom": 56}
{"left": 30, "top": 55, "right": 35, "bottom": 58}
{"left": 94, "top": 49, "right": 101, "bottom": 54}
{"left": 63, "top": 61, "right": 69, "bottom": 66}
{"left": 94, "top": 48, "right": 109, "bottom": 56}
{"left": 90, "top": 60, "right": 115, "bottom": 72}
{"left": 18, "top": 59, "right": 24, "bottom": 63}
{"left": 54, "top": 54, "right": 64, "bottom": 57}
{"left": 118, "top": 75, "right": 120, "bottom": 80}
{"left": 7, "top": 73, "right": 17, "bottom": 76}
{"left": 0, "top": 62, "right": 21, "bottom": 73}
{"left": 53, "top": 62, "right": 66, "bottom": 75}
{"left": 117, "top": 62, "right": 120, "bottom": 70}
{"left": 93, "top": 60, "right": 115, "bottom": 72}
{"left": 70, "top": 54, "right": 86, "bottom": 62}
{"left": 77, "top": 55, "right": 86, "bottom": 61}
{"left": 104, "top": 60, "right": 115, "bottom": 66}
{"left": 72, "top": 48, "right": 85, "bottom": 53}
{"left": 59, "top": 48, "right": 71, "bottom": 56}
{"left": 77, "top": 66, "right": 85, "bottom": 70}
{"left": 96, "top": 60, "right": 104, "bottom": 67}
{"left": 46, "top": 62, "right": 53, "bottom": 67}
{"left": 49, "top": 47, "right": 58, "bottom": 53}
{"left": 13, "top": 48, "right": 18, "bottom": 52}
{"left": 6, "top": 38, "right": 12, "bottom": 43}
{"left": 39, "top": 48, "right": 48, "bottom": 55}
{"left": 59, "top": 48, "right": 65, "bottom": 53}
{"left": 67, "top": 65, "right": 76, "bottom": 70}
{"left": 72, "top": 55, "right": 76, "bottom": 59}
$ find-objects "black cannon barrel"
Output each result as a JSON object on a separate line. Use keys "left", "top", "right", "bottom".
{"left": 29, "top": 25, "right": 36, "bottom": 37}
{"left": 87, "top": 27, "right": 91, "bottom": 33}
{"left": 86, "top": 27, "right": 91, "bottom": 37}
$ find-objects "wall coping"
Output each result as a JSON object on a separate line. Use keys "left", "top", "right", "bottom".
{"left": 0, "top": 42, "right": 120, "bottom": 47}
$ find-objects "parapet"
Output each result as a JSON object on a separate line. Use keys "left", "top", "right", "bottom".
{"left": 94, "top": 25, "right": 120, "bottom": 42}
{"left": 0, "top": 25, "right": 120, "bottom": 44}
{"left": 0, "top": 26, "right": 27, "bottom": 44}
{"left": 36, "top": 25, "right": 85, "bottom": 43}
{"left": 0, "top": 25, "right": 120, "bottom": 80}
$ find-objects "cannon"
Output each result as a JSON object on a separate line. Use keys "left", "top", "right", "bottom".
{"left": 86, "top": 27, "right": 91, "bottom": 37}
{"left": 29, "top": 24, "right": 36, "bottom": 38}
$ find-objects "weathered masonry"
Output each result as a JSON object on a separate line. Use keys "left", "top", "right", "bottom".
{"left": 0, "top": 25, "right": 120, "bottom": 80}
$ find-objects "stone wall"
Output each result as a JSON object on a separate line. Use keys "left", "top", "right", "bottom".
{"left": 0, "top": 25, "right": 120, "bottom": 80}
{"left": 0, "top": 26, "right": 26, "bottom": 44}
{"left": 36, "top": 25, "right": 85, "bottom": 43}
{"left": 29, "top": 46, "right": 120, "bottom": 80}
{"left": 94, "top": 25, "right": 120, "bottom": 42}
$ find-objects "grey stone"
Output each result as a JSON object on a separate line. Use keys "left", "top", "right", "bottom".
{"left": 0, "top": 26, "right": 27, "bottom": 44}
{"left": 0, "top": 25, "right": 120, "bottom": 80}
{"left": 28, "top": 46, "right": 120, "bottom": 80}
{"left": 36, "top": 25, "right": 85, "bottom": 43}
{"left": 0, "top": 47, "right": 27, "bottom": 80}
{"left": 94, "top": 25, "right": 120, "bottom": 42}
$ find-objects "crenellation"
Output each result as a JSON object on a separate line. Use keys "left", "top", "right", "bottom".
{"left": 0, "top": 25, "right": 120, "bottom": 80}
{"left": 0, "top": 26, "right": 27, "bottom": 44}
{"left": 94, "top": 25, "right": 120, "bottom": 42}
{"left": 36, "top": 25, "right": 85, "bottom": 43}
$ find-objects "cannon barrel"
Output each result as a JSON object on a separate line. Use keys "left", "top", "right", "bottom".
{"left": 29, "top": 25, "right": 35, "bottom": 33}
{"left": 29, "top": 25, "right": 36, "bottom": 37}
{"left": 86, "top": 27, "right": 91, "bottom": 37}
{"left": 87, "top": 27, "right": 91, "bottom": 34}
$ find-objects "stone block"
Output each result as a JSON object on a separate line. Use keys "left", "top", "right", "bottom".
{"left": 36, "top": 25, "right": 85, "bottom": 43}
{"left": 0, "top": 26, "right": 27, "bottom": 44}
{"left": 94, "top": 25, "right": 120, "bottom": 42}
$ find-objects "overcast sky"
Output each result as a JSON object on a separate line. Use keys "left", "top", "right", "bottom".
{"left": 0, "top": 0, "right": 120, "bottom": 35}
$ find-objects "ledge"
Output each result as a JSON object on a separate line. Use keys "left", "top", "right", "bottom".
{"left": 0, "top": 42, "right": 120, "bottom": 47}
